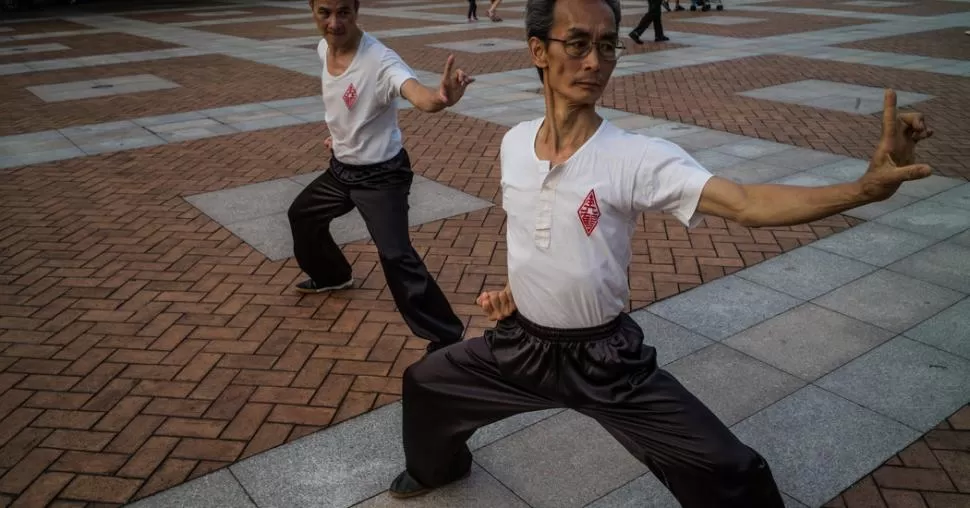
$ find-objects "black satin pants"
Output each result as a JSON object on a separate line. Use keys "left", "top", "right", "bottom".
{"left": 401, "top": 312, "right": 786, "bottom": 507}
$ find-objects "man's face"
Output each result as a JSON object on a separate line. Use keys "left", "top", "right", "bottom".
{"left": 530, "top": 0, "right": 619, "bottom": 105}
{"left": 311, "top": 0, "right": 358, "bottom": 46}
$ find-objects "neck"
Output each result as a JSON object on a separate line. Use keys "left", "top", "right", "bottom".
{"left": 538, "top": 84, "right": 602, "bottom": 156}
{"left": 329, "top": 29, "right": 362, "bottom": 56}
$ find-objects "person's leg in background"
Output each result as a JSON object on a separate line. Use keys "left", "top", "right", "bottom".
{"left": 629, "top": 0, "right": 669, "bottom": 44}
{"left": 468, "top": 0, "right": 477, "bottom": 21}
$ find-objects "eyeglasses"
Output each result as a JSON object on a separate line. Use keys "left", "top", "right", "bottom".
{"left": 547, "top": 37, "right": 625, "bottom": 61}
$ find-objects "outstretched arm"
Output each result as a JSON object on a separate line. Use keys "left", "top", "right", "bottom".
{"left": 697, "top": 89, "right": 934, "bottom": 227}
{"left": 400, "top": 54, "right": 474, "bottom": 113}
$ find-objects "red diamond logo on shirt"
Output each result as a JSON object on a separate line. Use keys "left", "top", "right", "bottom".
{"left": 577, "top": 189, "right": 601, "bottom": 236}
{"left": 343, "top": 83, "right": 358, "bottom": 109}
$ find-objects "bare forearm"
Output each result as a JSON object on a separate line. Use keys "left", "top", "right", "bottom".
{"left": 404, "top": 84, "right": 446, "bottom": 113}
{"left": 737, "top": 181, "right": 871, "bottom": 227}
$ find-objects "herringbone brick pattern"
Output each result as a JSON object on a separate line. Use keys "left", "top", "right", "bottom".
{"left": 824, "top": 405, "right": 970, "bottom": 508}
{"left": 0, "top": 33, "right": 181, "bottom": 65}
{"left": 0, "top": 55, "right": 319, "bottom": 136}
{"left": 838, "top": 27, "right": 970, "bottom": 62}
{"left": 0, "top": 111, "right": 860, "bottom": 505}
{"left": 122, "top": 6, "right": 305, "bottom": 24}
{"left": 598, "top": 54, "right": 970, "bottom": 180}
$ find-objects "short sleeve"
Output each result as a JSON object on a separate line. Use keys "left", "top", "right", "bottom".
{"left": 379, "top": 48, "right": 417, "bottom": 103}
{"left": 632, "top": 137, "right": 714, "bottom": 228}
{"left": 316, "top": 38, "right": 328, "bottom": 64}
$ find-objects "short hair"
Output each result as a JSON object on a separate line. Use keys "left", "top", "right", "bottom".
{"left": 525, "top": 0, "right": 621, "bottom": 82}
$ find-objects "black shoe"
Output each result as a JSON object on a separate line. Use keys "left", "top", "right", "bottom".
{"left": 675, "top": 5, "right": 686, "bottom": 10}
{"left": 662, "top": 0, "right": 671, "bottom": 11}
{"left": 629, "top": 31, "right": 643, "bottom": 44}
{"left": 389, "top": 471, "right": 433, "bottom": 499}
{"left": 656, "top": 35, "right": 670, "bottom": 42}
{"left": 294, "top": 278, "right": 353, "bottom": 294}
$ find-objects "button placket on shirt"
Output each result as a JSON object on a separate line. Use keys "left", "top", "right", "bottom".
{"left": 534, "top": 161, "right": 561, "bottom": 250}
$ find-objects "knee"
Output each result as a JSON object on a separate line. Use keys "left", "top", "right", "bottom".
{"left": 287, "top": 193, "right": 310, "bottom": 224}
{"left": 402, "top": 360, "right": 432, "bottom": 396}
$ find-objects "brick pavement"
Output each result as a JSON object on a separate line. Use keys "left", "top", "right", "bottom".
{"left": 0, "top": 55, "right": 318, "bottom": 136}
{"left": 0, "top": 20, "right": 91, "bottom": 35}
{"left": 1, "top": 0, "right": 968, "bottom": 506}
{"left": 837, "top": 28, "right": 970, "bottom": 62}
{"left": 597, "top": 55, "right": 970, "bottom": 180}
{"left": 122, "top": 6, "right": 308, "bottom": 24}
{"left": 823, "top": 405, "right": 970, "bottom": 508}
{"left": 0, "top": 34, "right": 180, "bottom": 65}
{"left": 192, "top": 14, "right": 447, "bottom": 41}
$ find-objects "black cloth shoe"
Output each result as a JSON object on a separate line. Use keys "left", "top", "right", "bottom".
{"left": 629, "top": 31, "right": 643, "bottom": 44}
{"left": 294, "top": 278, "right": 353, "bottom": 294}
{"left": 656, "top": 35, "right": 670, "bottom": 42}
{"left": 389, "top": 471, "right": 433, "bottom": 499}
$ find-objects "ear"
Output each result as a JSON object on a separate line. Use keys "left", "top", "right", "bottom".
{"left": 528, "top": 37, "right": 549, "bottom": 74}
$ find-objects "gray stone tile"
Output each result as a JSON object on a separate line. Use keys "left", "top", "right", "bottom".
{"left": 126, "top": 469, "right": 255, "bottom": 508}
{"left": 585, "top": 473, "right": 677, "bottom": 508}
{"left": 754, "top": 147, "right": 845, "bottom": 171}
{"left": 224, "top": 213, "right": 293, "bottom": 261}
{"left": 875, "top": 200, "right": 970, "bottom": 240}
{"left": 608, "top": 115, "right": 668, "bottom": 131}
{"left": 667, "top": 130, "right": 748, "bottom": 151}
{"left": 682, "top": 15, "right": 766, "bottom": 25}
{"left": 811, "top": 221, "right": 937, "bottom": 267}
{"left": 231, "top": 403, "right": 404, "bottom": 508}
{"left": 146, "top": 118, "right": 224, "bottom": 133}
{"left": 648, "top": 275, "right": 802, "bottom": 341}
{"left": 77, "top": 135, "right": 166, "bottom": 155}
{"left": 843, "top": 191, "right": 918, "bottom": 220}
{"left": 713, "top": 160, "right": 804, "bottom": 184}
{"left": 431, "top": 38, "right": 527, "bottom": 53}
{"left": 712, "top": 138, "right": 791, "bottom": 159}
{"left": 135, "top": 111, "right": 208, "bottom": 127}
{"left": 928, "top": 182, "right": 970, "bottom": 211}
{"left": 666, "top": 344, "right": 805, "bottom": 426}
{"left": 290, "top": 170, "right": 325, "bottom": 187}
{"left": 783, "top": 493, "right": 808, "bottom": 508}
{"left": 802, "top": 95, "right": 886, "bottom": 115}
{"left": 0, "top": 43, "right": 69, "bottom": 56}
{"left": 27, "top": 74, "right": 180, "bottom": 102}
{"left": 808, "top": 158, "right": 869, "bottom": 182}
{"left": 888, "top": 242, "right": 970, "bottom": 294}
{"left": 737, "top": 246, "right": 876, "bottom": 300}
{"left": 949, "top": 229, "right": 970, "bottom": 249}
{"left": 724, "top": 303, "right": 894, "bottom": 381}
{"left": 730, "top": 386, "right": 919, "bottom": 508}
{"left": 629, "top": 310, "right": 714, "bottom": 366}
{"left": 0, "top": 148, "right": 85, "bottom": 169}
{"left": 156, "top": 124, "right": 238, "bottom": 143}
{"left": 816, "top": 336, "right": 970, "bottom": 431}
{"left": 0, "top": 134, "right": 77, "bottom": 157}
{"left": 230, "top": 114, "right": 306, "bottom": 132}
{"left": 476, "top": 411, "right": 647, "bottom": 508}
{"left": 895, "top": 175, "right": 963, "bottom": 199}
{"left": 186, "top": 178, "right": 305, "bottom": 224}
{"left": 352, "top": 464, "right": 528, "bottom": 508}
{"left": 904, "top": 297, "right": 970, "bottom": 361}
{"left": 689, "top": 149, "right": 748, "bottom": 171}
{"left": 814, "top": 270, "right": 965, "bottom": 333}
{"left": 468, "top": 409, "right": 565, "bottom": 451}
{"left": 634, "top": 123, "right": 706, "bottom": 140}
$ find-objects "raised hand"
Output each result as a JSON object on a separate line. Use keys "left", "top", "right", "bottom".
{"left": 477, "top": 286, "right": 516, "bottom": 321}
{"left": 438, "top": 54, "right": 475, "bottom": 107}
{"left": 859, "top": 89, "right": 934, "bottom": 201}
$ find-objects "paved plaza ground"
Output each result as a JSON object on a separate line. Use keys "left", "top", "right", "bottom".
{"left": 1, "top": 0, "right": 969, "bottom": 506}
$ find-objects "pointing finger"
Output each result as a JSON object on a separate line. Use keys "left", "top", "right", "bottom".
{"left": 896, "top": 164, "right": 932, "bottom": 182}
{"left": 881, "top": 89, "right": 898, "bottom": 142}
{"left": 442, "top": 54, "right": 455, "bottom": 80}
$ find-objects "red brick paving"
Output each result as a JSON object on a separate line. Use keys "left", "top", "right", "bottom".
{"left": 0, "top": 33, "right": 181, "bottom": 65}
{"left": 0, "top": 55, "right": 318, "bottom": 136}
{"left": 122, "top": 6, "right": 307, "bottom": 24}
{"left": 0, "top": 110, "right": 863, "bottom": 505}
{"left": 598, "top": 54, "right": 970, "bottom": 180}
{"left": 837, "top": 27, "right": 970, "bottom": 62}
{"left": 824, "top": 405, "right": 970, "bottom": 508}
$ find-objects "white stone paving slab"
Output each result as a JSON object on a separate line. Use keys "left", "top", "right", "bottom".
{"left": 27, "top": 74, "right": 181, "bottom": 102}
{"left": 842, "top": 0, "right": 911, "bottom": 6}
{"left": 584, "top": 473, "right": 677, "bottom": 508}
{"left": 874, "top": 199, "right": 970, "bottom": 240}
{"left": 681, "top": 15, "right": 766, "bottom": 25}
{"left": 352, "top": 464, "right": 529, "bottom": 508}
{"left": 731, "top": 385, "right": 920, "bottom": 508}
{"left": 816, "top": 336, "right": 970, "bottom": 431}
{"left": 724, "top": 303, "right": 895, "bottom": 381}
{"left": 0, "top": 43, "right": 69, "bottom": 56}
{"left": 929, "top": 182, "right": 970, "bottom": 211}
{"left": 629, "top": 310, "right": 714, "bottom": 366}
{"left": 187, "top": 9, "right": 252, "bottom": 17}
{"left": 739, "top": 80, "right": 933, "bottom": 115}
{"left": 903, "top": 297, "right": 970, "bottom": 361}
{"left": 475, "top": 410, "right": 648, "bottom": 508}
{"left": 737, "top": 246, "right": 877, "bottom": 301}
{"left": 811, "top": 221, "right": 937, "bottom": 267}
{"left": 887, "top": 242, "right": 970, "bottom": 294}
{"left": 126, "top": 469, "right": 256, "bottom": 508}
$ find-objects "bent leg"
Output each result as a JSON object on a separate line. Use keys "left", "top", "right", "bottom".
{"left": 287, "top": 170, "right": 355, "bottom": 286}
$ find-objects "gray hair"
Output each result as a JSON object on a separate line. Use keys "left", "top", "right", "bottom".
{"left": 524, "top": 0, "right": 622, "bottom": 82}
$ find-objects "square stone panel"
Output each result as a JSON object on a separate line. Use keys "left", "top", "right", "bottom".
{"left": 0, "top": 43, "right": 69, "bottom": 56}
{"left": 187, "top": 9, "right": 252, "bottom": 17}
{"left": 186, "top": 174, "right": 494, "bottom": 261}
{"left": 841, "top": 0, "right": 911, "bottom": 6}
{"left": 738, "top": 80, "right": 933, "bottom": 115}
{"left": 904, "top": 297, "right": 970, "bottom": 361}
{"left": 887, "top": 242, "right": 970, "bottom": 294}
{"left": 736, "top": 246, "right": 877, "bottom": 301}
{"left": 723, "top": 303, "right": 894, "bottom": 381}
{"left": 27, "top": 74, "right": 181, "bottom": 103}
{"left": 353, "top": 464, "right": 529, "bottom": 508}
{"left": 681, "top": 16, "right": 766, "bottom": 25}
{"left": 816, "top": 336, "right": 970, "bottom": 431}
{"left": 429, "top": 38, "right": 528, "bottom": 54}
{"left": 127, "top": 470, "right": 255, "bottom": 508}
{"left": 730, "top": 386, "right": 919, "bottom": 508}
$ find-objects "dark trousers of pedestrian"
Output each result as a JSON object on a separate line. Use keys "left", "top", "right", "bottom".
{"left": 287, "top": 149, "right": 464, "bottom": 350}
{"left": 633, "top": 0, "right": 666, "bottom": 40}
{"left": 467, "top": 0, "right": 477, "bottom": 18}
{"left": 401, "top": 312, "right": 786, "bottom": 507}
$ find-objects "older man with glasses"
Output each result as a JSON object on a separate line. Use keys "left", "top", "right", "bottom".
{"left": 387, "top": 0, "right": 934, "bottom": 503}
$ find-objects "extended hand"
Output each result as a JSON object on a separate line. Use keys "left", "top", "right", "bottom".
{"left": 859, "top": 89, "right": 934, "bottom": 201}
{"left": 438, "top": 54, "right": 474, "bottom": 107}
{"left": 477, "top": 287, "right": 515, "bottom": 321}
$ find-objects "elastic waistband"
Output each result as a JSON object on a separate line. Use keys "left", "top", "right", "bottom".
{"left": 331, "top": 148, "right": 408, "bottom": 172}
{"left": 514, "top": 312, "right": 622, "bottom": 342}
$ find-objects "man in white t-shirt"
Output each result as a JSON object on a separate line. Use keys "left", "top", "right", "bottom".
{"left": 288, "top": 0, "right": 474, "bottom": 353}
{"left": 388, "top": 0, "right": 935, "bottom": 502}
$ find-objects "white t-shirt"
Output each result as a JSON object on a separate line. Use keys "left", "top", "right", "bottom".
{"left": 318, "top": 33, "right": 417, "bottom": 165}
{"left": 500, "top": 118, "right": 714, "bottom": 329}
